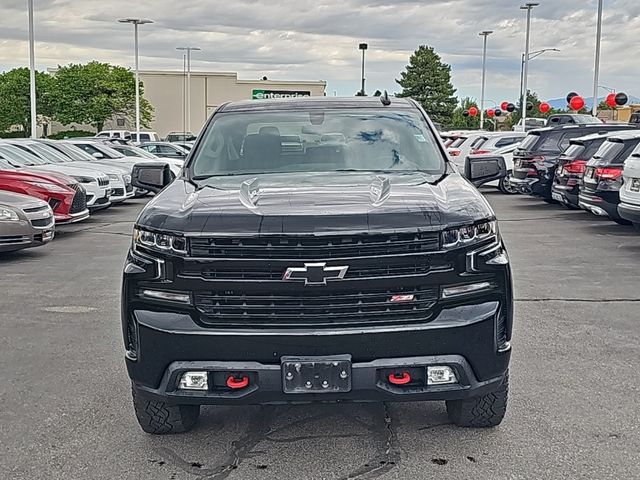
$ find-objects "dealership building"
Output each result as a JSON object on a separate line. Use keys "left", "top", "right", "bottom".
{"left": 136, "top": 71, "right": 326, "bottom": 136}
{"left": 44, "top": 70, "right": 326, "bottom": 137}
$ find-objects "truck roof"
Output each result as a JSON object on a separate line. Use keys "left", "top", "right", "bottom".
{"left": 218, "top": 96, "right": 416, "bottom": 113}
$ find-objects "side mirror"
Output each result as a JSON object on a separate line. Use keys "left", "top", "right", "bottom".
{"left": 92, "top": 152, "right": 104, "bottom": 159}
{"left": 464, "top": 155, "right": 507, "bottom": 187}
{"left": 131, "top": 162, "right": 172, "bottom": 193}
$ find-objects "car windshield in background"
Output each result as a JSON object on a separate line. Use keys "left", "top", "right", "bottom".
{"left": 518, "top": 134, "right": 540, "bottom": 151}
{"left": 191, "top": 109, "right": 445, "bottom": 178}
{"left": 0, "top": 144, "right": 47, "bottom": 165}
{"left": 592, "top": 141, "right": 625, "bottom": 163}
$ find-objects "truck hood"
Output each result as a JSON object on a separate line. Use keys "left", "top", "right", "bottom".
{"left": 137, "top": 171, "right": 494, "bottom": 235}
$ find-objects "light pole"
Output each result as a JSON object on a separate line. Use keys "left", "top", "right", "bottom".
{"left": 518, "top": 48, "right": 560, "bottom": 111}
{"left": 479, "top": 31, "right": 493, "bottom": 130}
{"left": 592, "top": 0, "right": 604, "bottom": 117}
{"left": 520, "top": 2, "right": 539, "bottom": 132}
{"left": 176, "top": 47, "right": 201, "bottom": 134}
{"left": 118, "top": 18, "right": 153, "bottom": 141}
{"left": 359, "top": 43, "right": 368, "bottom": 96}
{"left": 28, "top": 0, "right": 37, "bottom": 138}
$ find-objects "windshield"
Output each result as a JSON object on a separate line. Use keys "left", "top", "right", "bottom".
{"left": 24, "top": 143, "right": 72, "bottom": 163}
{"left": 54, "top": 143, "right": 94, "bottom": 161}
{"left": 190, "top": 109, "right": 445, "bottom": 178}
{"left": 561, "top": 144, "right": 585, "bottom": 160}
{"left": 0, "top": 157, "right": 17, "bottom": 169}
{"left": 118, "top": 145, "right": 157, "bottom": 159}
{"left": 0, "top": 144, "right": 48, "bottom": 166}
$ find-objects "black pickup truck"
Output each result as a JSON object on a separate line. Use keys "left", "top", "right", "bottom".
{"left": 122, "top": 96, "right": 513, "bottom": 434}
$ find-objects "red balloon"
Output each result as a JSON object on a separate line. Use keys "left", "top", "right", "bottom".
{"left": 501, "top": 101, "right": 509, "bottom": 111}
{"left": 569, "top": 95, "right": 585, "bottom": 111}
{"left": 487, "top": 109, "right": 495, "bottom": 118}
{"left": 539, "top": 102, "right": 551, "bottom": 114}
{"left": 606, "top": 93, "right": 617, "bottom": 108}
{"left": 468, "top": 106, "right": 479, "bottom": 117}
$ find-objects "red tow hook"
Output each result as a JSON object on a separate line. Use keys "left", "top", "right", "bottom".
{"left": 226, "top": 375, "right": 250, "bottom": 390}
{"left": 388, "top": 372, "right": 412, "bottom": 385}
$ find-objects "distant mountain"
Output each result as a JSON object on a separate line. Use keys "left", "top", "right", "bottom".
{"left": 546, "top": 95, "right": 640, "bottom": 111}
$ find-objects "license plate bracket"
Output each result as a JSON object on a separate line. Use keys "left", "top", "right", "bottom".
{"left": 281, "top": 355, "right": 352, "bottom": 394}
{"left": 631, "top": 178, "right": 640, "bottom": 192}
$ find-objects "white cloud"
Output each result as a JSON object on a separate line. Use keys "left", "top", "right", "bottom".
{"left": 1, "top": 0, "right": 638, "bottom": 104}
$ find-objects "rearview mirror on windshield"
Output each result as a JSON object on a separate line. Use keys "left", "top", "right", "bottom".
{"left": 131, "top": 163, "right": 172, "bottom": 193}
{"left": 464, "top": 156, "right": 506, "bottom": 186}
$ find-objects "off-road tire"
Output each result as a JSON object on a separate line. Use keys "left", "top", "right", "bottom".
{"left": 132, "top": 387, "right": 200, "bottom": 434}
{"left": 446, "top": 371, "right": 508, "bottom": 428}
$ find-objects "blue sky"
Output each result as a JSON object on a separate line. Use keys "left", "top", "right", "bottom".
{"left": 1, "top": 0, "right": 637, "bottom": 106}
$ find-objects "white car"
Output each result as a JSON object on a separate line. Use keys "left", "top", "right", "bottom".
{"left": 38, "top": 140, "right": 134, "bottom": 204}
{"left": 109, "top": 144, "right": 183, "bottom": 177}
{"left": 618, "top": 150, "right": 640, "bottom": 230}
{"left": 0, "top": 141, "right": 112, "bottom": 210}
{"left": 470, "top": 132, "right": 527, "bottom": 155}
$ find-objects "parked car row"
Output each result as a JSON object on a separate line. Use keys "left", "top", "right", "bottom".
{"left": 465, "top": 122, "right": 640, "bottom": 231}
{"left": 0, "top": 137, "right": 184, "bottom": 254}
{"left": 95, "top": 130, "right": 197, "bottom": 144}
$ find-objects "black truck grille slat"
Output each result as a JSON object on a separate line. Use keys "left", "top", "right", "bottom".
{"left": 69, "top": 184, "right": 87, "bottom": 214}
{"left": 98, "top": 178, "right": 109, "bottom": 187}
{"left": 189, "top": 232, "right": 440, "bottom": 259}
{"left": 194, "top": 287, "right": 439, "bottom": 328}
{"left": 180, "top": 262, "right": 438, "bottom": 281}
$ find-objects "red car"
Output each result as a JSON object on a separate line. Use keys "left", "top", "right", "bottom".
{"left": 0, "top": 158, "right": 89, "bottom": 223}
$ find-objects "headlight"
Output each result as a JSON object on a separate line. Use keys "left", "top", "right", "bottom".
{"left": 108, "top": 174, "right": 119, "bottom": 181}
{"left": 72, "top": 175, "right": 95, "bottom": 184}
{"left": 133, "top": 227, "right": 187, "bottom": 255}
{"left": 0, "top": 207, "right": 20, "bottom": 221}
{"left": 26, "top": 181, "right": 70, "bottom": 193}
{"left": 442, "top": 220, "right": 497, "bottom": 249}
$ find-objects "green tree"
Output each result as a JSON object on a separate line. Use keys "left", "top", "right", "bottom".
{"left": 52, "top": 62, "right": 154, "bottom": 132}
{"left": 449, "top": 97, "right": 481, "bottom": 130}
{"left": 396, "top": 45, "right": 457, "bottom": 126}
{"left": 504, "top": 90, "right": 564, "bottom": 130}
{"left": 0, "top": 68, "right": 55, "bottom": 136}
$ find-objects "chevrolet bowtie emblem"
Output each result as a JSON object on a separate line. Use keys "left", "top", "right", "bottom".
{"left": 283, "top": 262, "right": 349, "bottom": 286}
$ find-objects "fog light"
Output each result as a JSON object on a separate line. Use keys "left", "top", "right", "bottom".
{"left": 427, "top": 366, "right": 458, "bottom": 385}
{"left": 179, "top": 371, "right": 208, "bottom": 390}
{"left": 140, "top": 289, "right": 191, "bottom": 304}
{"left": 442, "top": 282, "right": 492, "bottom": 298}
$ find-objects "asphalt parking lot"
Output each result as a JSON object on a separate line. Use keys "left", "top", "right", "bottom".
{"left": 2, "top": 191, "right": 639, "bottom": 480}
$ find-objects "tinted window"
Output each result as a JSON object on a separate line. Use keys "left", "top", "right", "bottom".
{"left": 561, "top": 144, "right": 585, "bottom": 160}
{"left": 191, "top": 109, "right": 445, "bottom": 178}
{"left": 518, "top": 133, "right": 540, "bottom": 151}
{"left": 470, "top": 137, "right": 487, "bottom": 149}
{"left": 449, "top": 137, "right": 467, "bottom": 148}
{"left": 495, "top": 137, "right": 521, "bottom": 148}
{"left": 559, "top": 131, "right": 588, "bottom": 149}
{"left": 592, "top": 141, "right": 625, "bottom": 164}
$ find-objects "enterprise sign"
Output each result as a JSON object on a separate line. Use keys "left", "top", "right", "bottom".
{"left": 252, "top": 89, "right": 312, "bottom": 100}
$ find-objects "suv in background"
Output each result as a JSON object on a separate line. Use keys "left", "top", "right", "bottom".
{"left": 469, "top": 132, "right": 527, "bottom": 155}
{"left": 165, "top": 131, "right": 196, "bottom": 142}
{"left": 579, "top": 131, "right": 640, "bottom": 225}
{"left": 123, "top": 96, "right": 513, "bottom": 434}
{"left": 510, "top": 124, "right": 635, "bottom": 202}
{"left": 96, "top": 130, "right": 131, "bottom": 140}
{"left": 551, "top": 132, "right": 617, "bottom": 209}
{"left": 618, "top": 148, "right": 640, "bottom": 230}
{"left": 130, "top": 132, "right": 160, "bottom": 143}
{"left": 547, "top": 114, "right": 603, "bottom": 126}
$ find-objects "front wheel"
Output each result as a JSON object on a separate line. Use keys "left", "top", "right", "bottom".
{"left": 499, "top": 172, "right": 518, "bottom": 195}
{"left": 446, "top": 370, "right": 508, "bottom": 428}
{"left": 132, "top": 387, "right": 200, "bottom": 435}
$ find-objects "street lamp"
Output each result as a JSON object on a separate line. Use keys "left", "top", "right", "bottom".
{"left": 518, "top": 48, "right": 560, "bottom": 111}
{"left": 359, "top": 43, "right": 368, "bottom": 96}
{"left": 592, "top": 0, "right": 604, "bottom": 117}
{"left": 118, "top": 18, "right": 153, "bottom": 142}
{"left": 28, "top": 0, "right": 37, "bottom": 138}
{"left": 176, "top": 47, "right": 201, "bottom": 134}
{"left": 520, "top": 2, "right": 539, "bottom": 132}
{"left": 479, "top": 31, "right": 493, "bottom": 130}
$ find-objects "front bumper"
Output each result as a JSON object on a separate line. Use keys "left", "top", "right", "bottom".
{"left": 126, "top": 300, "right": 511, "bottom": 405}
{"left": 55, "top": 208, "right": 90, "bottom": 224}
{"left": 0, "top": 220, "right": 54, "bottom": 252}
{"left": 618, "top": 201, "right": 640, "bottom": 224}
